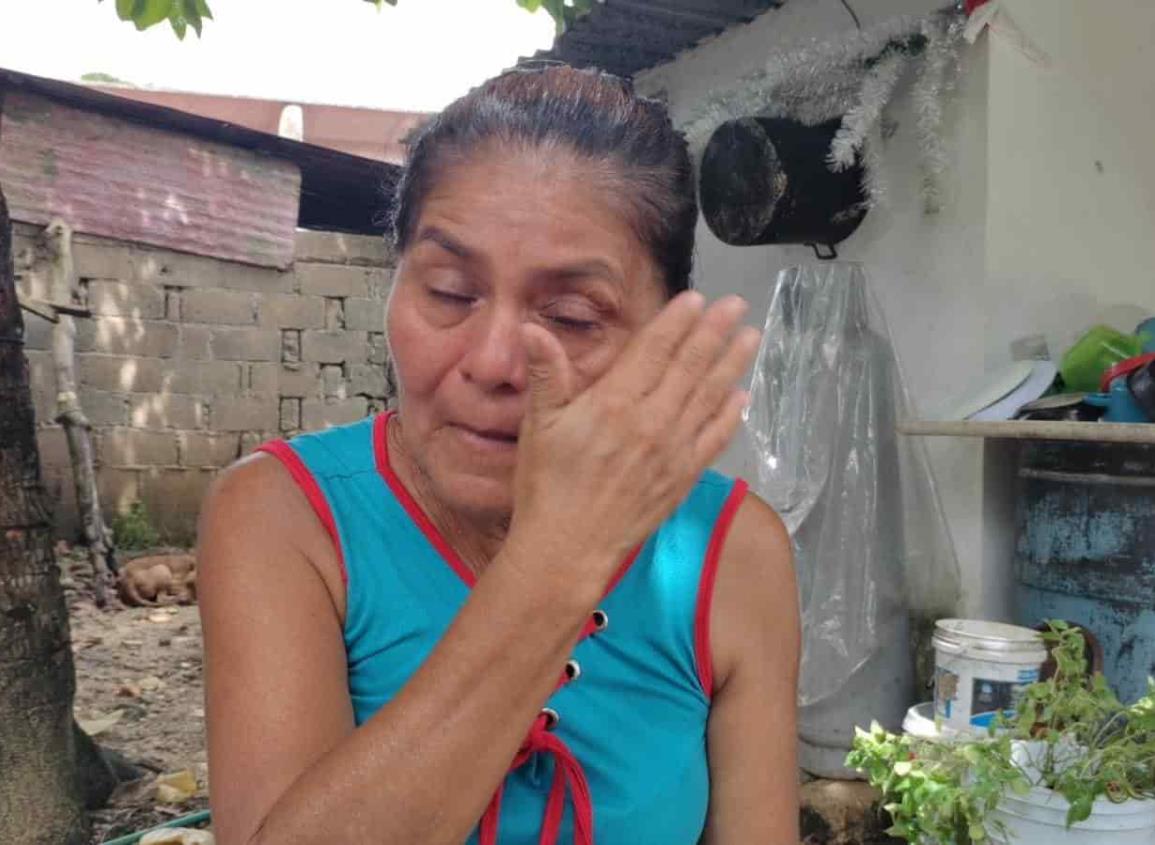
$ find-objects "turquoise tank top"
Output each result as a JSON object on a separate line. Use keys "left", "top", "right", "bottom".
{"left": 258, "top": 413, "right": 748, "bottom": 845}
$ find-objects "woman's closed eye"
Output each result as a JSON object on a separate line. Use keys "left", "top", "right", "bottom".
{"left": 429, "top": 287, "right": 476, "bottom": 306}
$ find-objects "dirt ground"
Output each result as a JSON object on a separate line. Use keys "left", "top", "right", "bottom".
{"left": 62, "top": 549, "right": 209, "bottom": 844}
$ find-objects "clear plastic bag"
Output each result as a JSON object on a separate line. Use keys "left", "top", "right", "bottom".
{"left": 744, "top": 262, "right": 959, "bottom": 707}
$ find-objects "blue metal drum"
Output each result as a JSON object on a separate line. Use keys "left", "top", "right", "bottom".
{"left": 1013, "top": 441, "right": 1155, "bottom": 703}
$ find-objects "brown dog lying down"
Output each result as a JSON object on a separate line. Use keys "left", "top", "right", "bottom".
{"left": 117, "top": 554, "right": 197, "bottom": 606}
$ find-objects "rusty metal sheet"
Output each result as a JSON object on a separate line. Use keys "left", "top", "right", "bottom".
{"left": 0, "top": 91, "right": 301, "bottom": 269}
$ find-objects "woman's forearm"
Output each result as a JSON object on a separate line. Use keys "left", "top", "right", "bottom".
{"left": 247, "top": 548, "right": 604, "bottom": 845}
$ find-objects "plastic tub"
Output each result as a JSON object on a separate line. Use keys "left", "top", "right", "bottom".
{"left": 989, "top": 787, "right": 1155, "bottom": 845}
{"left": 902, "top": 701, "right": 959, "bottom": 741}
{"left": 933, "top": 620, "right": 1047, "bottom": 733}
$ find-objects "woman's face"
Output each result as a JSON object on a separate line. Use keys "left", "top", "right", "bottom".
{"left": 387, "top": 146, "right": 668, "bottom": 519}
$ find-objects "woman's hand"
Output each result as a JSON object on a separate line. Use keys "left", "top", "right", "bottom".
{"left": 506, "top": 291, "right": 760, "bottom": 592}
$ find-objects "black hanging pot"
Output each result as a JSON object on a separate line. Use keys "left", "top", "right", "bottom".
{"left": 699, "top": 117, "right": 868, "bottom": 258}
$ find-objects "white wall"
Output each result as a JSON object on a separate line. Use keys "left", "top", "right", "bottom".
{"left": 638, "top": 0, "right": 1155, "bottom": 618}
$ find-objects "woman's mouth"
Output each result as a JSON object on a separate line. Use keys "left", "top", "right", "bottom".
{"left": 453, "top": 423, "right": 519, "bottom": 450}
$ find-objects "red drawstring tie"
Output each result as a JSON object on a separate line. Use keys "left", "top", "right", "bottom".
{"left": 479, "top": 711, "right": 594, "bottom": 845}
{"left": 478, "top": 607, "right": 613, "bottom": 845}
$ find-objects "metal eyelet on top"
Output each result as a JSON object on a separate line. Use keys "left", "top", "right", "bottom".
{"left": 541, "top": 707, "right": 560, "bottom": 730}
{"left": 564, "top": 659, "right": 581, "bottom": 681}
{"left": 591, "top": 609, "right": 609, "bottom": 632}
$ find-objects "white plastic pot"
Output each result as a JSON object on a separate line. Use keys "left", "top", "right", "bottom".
{"left": 988, "top": 787, "right": 1155, "bottom": 845}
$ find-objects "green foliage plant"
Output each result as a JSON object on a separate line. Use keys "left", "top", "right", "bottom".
{"left": 847, "top": 621, "right": 1155, "bottom": 843}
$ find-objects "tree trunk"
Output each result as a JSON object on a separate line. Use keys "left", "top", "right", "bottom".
{"left": 0, "top": 183, "right": 89, "bottom": 842}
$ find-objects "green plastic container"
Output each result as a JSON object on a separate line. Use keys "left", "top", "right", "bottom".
{"left": 1059, "top": 325, "right": 1141, "bottom": 393}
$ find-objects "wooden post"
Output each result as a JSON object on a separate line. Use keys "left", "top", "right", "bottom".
{"left": 39, "top": 220, "right": 115, "bottom": 606}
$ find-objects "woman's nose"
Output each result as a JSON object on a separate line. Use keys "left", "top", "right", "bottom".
{"left": 460, "top": 305, "right": 528, "bottom": 394}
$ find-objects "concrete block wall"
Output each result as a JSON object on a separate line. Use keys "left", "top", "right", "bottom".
{"left": 16, "top": 225, "right": 395, "bottom": 542}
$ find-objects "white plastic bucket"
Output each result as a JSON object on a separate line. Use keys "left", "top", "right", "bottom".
{"left": 989, "top": 787, "right": 1155, "bottom": 845}
{"left": 902, "top": 701, "right": 958, "bottom": 741}
{"left": 933, "top": 619, "right": 1046, "bottom": 733}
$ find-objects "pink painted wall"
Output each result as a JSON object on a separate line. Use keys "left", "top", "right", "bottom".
{"left": 91, "top": 86, "right": 428, "bottom": 165}
{"left": 0, "top": 91, "right": 301, "bottom": 268}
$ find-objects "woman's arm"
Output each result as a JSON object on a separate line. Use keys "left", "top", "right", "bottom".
{"left": 199, "top": 454, "right": 606, "bottom": 845}
{"left": 200, "top": 292, "right": 762, "bottom": 845}
{"left": 701, "top": 493, "right": 800, "bottom": 845}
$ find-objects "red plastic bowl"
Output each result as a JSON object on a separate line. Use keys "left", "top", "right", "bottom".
{"left": 1099, "top": 351, "right": 1155, "bottom": 392}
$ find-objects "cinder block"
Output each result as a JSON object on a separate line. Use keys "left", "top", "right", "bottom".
{"left": 175, "top": 325, "right": 213, "bottom": 360}
{"left": 302, "top": 397, "right": 369, "bottom": 430}
{"left": 163, "top": 360, "right": 242, "bottom": 396}
{"left": 275, "top": 364, "right": 321, "bottom": 398}
{"left": 72, "top": 240, "right": 140, "bottom": 280}
{"left": 217, "top": 263, "right": 294, "bottom": 293}
{"left": 125, "top": 248, "right": 220, "bottom": 288}
{"left": 212, "top": 397, "right": 278, "bottom": 432}
{"left": 20, "top": 312, "right": 55, "bottom": 351}
{"left": 179, "top": 432, "right": 240, "bottom": 468}
{"left": 366, "top": 268, "right": 395, "bottom": 300}
{"left": 293, "top": 230, "right": 393, "bottom": 266}
{"left": 279, "top": 397, "right": 301, "bottom": 434}
{"left": 99, "top": 428, "right": 179, "bottom": 467}
{"left": 181, "top": 289, "right": 256, "bottom": 325}
{"left": 79, "top": 317, "right": 179, "bottom": 358}
{"left": 321, "top": 365, "right": 346, "bottom": 400}
{"left": 343, "top": 297, "right": 386, "bottom": 332}
{"left": 97, "top": 468, "right": 144, "bottom": 522}
{"left": 86, "top": 279, "right": 165, "bottom": 319}
{"left": 79, "top": 354, "right": 165, "bottom": 393}
{"left": 246, "top": 363, "right": 277, "bottom": 394}
{"left": 256, "top": 293, "right": 325, "bottom": 329}
{"left": 36, "top": 426, "right": 72, "bottom": 474}
{"left": 297, "top": 264, "right": 371, "bottom": 298}
{"left": 348, "top": 363, "right": 388, "bottom": 397}
{"left": 16, "top": 269, "right": 52, "bottom": 302}
{"left": 210, "top": 328, "right": 280, "bottom": 362}
{"left": 78, "top": 388, "right": 129, "bottom": 427}
{"left": 281, "top": 329, "right": 302, "bottom": 368}
{"left": 23, "top": 349, "right": 57, "bottom": 422}
{"left": 324, "top": 297, "right": 345, "bottom": 330}
{"left": 368, "top": 332, "right": 389, "bottom": 366}
{"left": 138, "top": 468, "right": 216, "bottom": 544}
{"left": 130, "top": 394, "right": 205, "bottom": 430}
{"left": 239, "top": 432, "right": 266, "bottom": 455}
{"left": 302, "top": 330, "right": 366, "bottom": 364}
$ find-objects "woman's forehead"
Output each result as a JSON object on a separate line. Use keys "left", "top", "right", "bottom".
{"left": 409, "top": 151, "right": 661, "bottom": 288}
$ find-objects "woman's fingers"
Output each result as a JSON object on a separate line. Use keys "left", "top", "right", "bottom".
{"left": 522, "top": 322, "right": 576, "bottom": 417}
{"left": 692, "top": 389, "right": 749, "bottom": 472}
{"left": 678, "top": 324, "right": 761, "bottom": 438}
{"left": 600, "top": 290, "right": 704, "bottom": 397}
{"left": 649, "top": 295, "right": 750, "bottom": 414}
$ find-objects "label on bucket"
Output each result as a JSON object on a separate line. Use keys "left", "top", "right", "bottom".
{"left": 935, "top": 666, "right": 1039, "bottom": 727}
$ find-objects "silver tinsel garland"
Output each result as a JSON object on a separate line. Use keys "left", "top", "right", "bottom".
{"left": 680, "top": 10, "right": 966, "bottom": 211}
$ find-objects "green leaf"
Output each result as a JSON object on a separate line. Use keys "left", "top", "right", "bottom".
{"left": 116, "top": 0, "right": 135, "bottom": 21}
{"left": 517, "top": 0, "right": 543, "bottom": 10}
{"left": 133, "top": 0, "right": 173, "bottom": 30}
{"left": 180, "top": 0, "right": 202, "bottom": 36}
{"left": 168, "top": 7, "right": 187, "bottom": 39}
{"left": 193, "top": 0, "right": 212, "bottom": 17}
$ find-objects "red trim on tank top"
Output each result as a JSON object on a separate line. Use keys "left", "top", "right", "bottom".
{"left": 372, "top": 412, "right": 641, "bottom": 594}
{"left": 255, "top": 440, "right": 348, "bottom": 586}
{"left": 373, "top": 412, "right": 477, "bottom": 586}
{"left": 694, "top": 478, "right": 748, "bottom": 699}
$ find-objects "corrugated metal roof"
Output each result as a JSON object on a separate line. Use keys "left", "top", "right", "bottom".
{"left": 535, "top": 0, "right": 784, "bottom": 77}
{"left": 0, "top": 68, "right": 401, "bottom": 235}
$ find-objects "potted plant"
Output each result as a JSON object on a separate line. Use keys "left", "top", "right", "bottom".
{"left": 847, "top": 622, "right": 1155, "bottom": 844}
